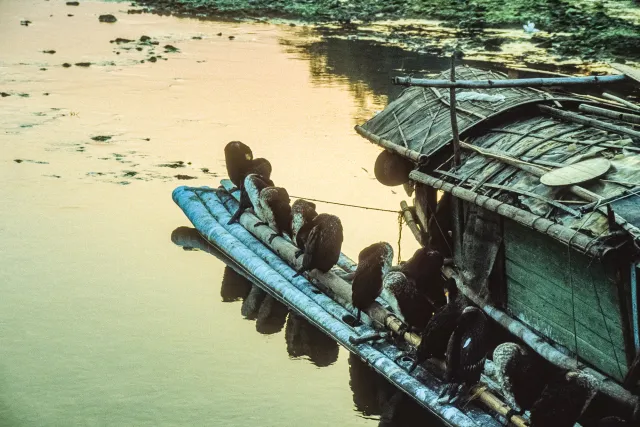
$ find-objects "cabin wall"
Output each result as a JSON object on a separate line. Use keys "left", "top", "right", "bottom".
{"left": 503, "top": 220, "right": 628, "bottom": 380}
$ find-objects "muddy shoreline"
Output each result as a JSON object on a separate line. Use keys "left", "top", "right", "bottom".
{"left": 133, "top": 0, "right": 640, "bottom": 72}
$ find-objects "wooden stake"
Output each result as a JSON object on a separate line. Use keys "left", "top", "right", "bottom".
{"left": 450, "top": 53, "right": 461, "bottom": 167}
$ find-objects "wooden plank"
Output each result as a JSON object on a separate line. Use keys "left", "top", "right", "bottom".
{"left": 508, "top": 278, "right": 626, "bottom": 363}
{"left": 508, "top": 297, "right": 627, "bottom": 380}
{"left": 540, "top": 157, "right": 611, "bottom": 187}
{"left": 503, "top": 220, "right": 621, "bottom": 314}
{"left": 506, "top": 261, "right": 624, "bottom": 340}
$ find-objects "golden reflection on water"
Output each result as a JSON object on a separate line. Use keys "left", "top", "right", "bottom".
{"left": 0, "top": 0, "right": 437, "bottom": 425}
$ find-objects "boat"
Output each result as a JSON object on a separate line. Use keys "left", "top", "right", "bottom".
{"left": 173, "top": 63, "right": 640, "bottom": 426}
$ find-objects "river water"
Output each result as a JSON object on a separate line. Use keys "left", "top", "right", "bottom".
{"left": 0, "top": 1, "right": 452, "bottom": 425}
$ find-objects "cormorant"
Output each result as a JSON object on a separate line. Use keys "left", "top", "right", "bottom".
{"left": 351, "top": 242, "right": 394, "bottom": 323}
{"left": 291, "top": 199, "right": 317, "bottom": 249}
{"left": 255, "top": 186, "right": 292, "bottom": 243}
{"left": 529, "top": 370, "right": 599, "bottom": 427}
{"left": 228, "top": 173, "right": 273, "bottom": 224}
{"left": 438, "top": 306, "right": 489, "bottom": 404}
{"left": 293, "top": 213, "right": 344, "bottom": 277}
{"left": 400, "top": 248, "right": 446, "bottom": 309}
{"left": 492, "top": 342, "right": 551, "bottom": 417}
{"left": 383, "top": 271, "right": 435, "bottom": 331}
{"left": 408, "top": 278, "right": 464, "bottom": 372}
{"left": 227, "top": 159, "right": 273, "bottom": 224}
{"left": 224, "top": 140, "right": 253, "bottom": 190}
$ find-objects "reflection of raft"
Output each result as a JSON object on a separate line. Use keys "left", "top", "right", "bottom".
{"left": 172, "top": 183, "right": 506, "bottom": 427}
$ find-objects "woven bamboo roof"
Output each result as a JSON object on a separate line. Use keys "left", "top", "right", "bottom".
{"left": 358, "top": 66, "right": 580, "bottom": 159}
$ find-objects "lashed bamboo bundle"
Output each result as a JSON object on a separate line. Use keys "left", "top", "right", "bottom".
{"left": 539, "top": 105, "right": 640, "bottom": 140}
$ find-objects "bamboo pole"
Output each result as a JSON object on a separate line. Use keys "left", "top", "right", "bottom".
{"left": 400, "top": 200, "right": 424, "bottom": 245}
{"left": 443, "top": 266, "right": 640, "bottom": 419}
{"left": 539, "top": 105, "right": 640, "bottom": 140}
{"left": 458, "top": 142, "right": 640, "bottom": 241}
{"left": 602, "top": 92, "right": 640, "bottom": 112}
{"left": 392, "top": 74, "right": 627, "bottom": 89}
{"left": 579, "top": 104, "right": 640, "bottom": 125}
{"left": 408, "top": 171, "right": 608, "bottom": 258}
{"left": 354, "top": 125, "right": 427, "bottom": 163}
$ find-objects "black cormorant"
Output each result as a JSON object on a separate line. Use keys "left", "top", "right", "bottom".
{"left": 291, "top": 199, "right": 317, "bottom": 250}
{"left": 293, "top": 213, "right": 344, "bottom": 277}
{"left": 351, "top": 242, "right": 394, "bottom": 323}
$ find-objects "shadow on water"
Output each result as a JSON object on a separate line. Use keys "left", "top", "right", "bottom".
{"left": 171, "top": 226, "right": 443, "bottom": 426}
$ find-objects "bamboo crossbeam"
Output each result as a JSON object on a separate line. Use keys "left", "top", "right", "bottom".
{"left": 400, "top": 200, "right": 424, "bottom": 245}
{"left": 354, "top": 125, "right": 426, "bottom": 163}
{"left": 392, "top": 74, "right": 627, "bottom": 89}
{"left": 459, "top": 142, "right": 640, "bottom": 241}
{"left": 443, "top": 266, "right": 640, "bottom": 419}
{"left": 409, "top": 171, "right": 607, "bottom": 258}
{"left": 539, "top": 105, "right": 640, "bottom": 140}
{"left": 579, "top": 104, "right": 640, "bottom": 125}
{"left": 602, "top": 92, "right": 640, "bottom": 112}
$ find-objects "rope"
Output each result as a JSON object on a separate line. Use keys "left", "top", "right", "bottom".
{"left": 397, "top": 213, "right": 404, "bottom": 264}
{"left": 288, "top": 195, "right": 401, "bottom": 214}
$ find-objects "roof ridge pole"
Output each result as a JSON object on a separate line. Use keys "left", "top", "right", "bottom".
{"left": 450, "top": 52, "right": 461, "bottom": 167}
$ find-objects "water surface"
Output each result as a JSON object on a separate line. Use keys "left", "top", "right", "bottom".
{"left": 0, "top": 1, "right": 444, "bottom": 425}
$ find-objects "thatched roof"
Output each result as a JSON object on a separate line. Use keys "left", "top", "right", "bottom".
{"left": 357, "top": 66, "right": 640, "bottom": 251}
{"left": 358, "top": 66, "right": 581, "bottom": 159}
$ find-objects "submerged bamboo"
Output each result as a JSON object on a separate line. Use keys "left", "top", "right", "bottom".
{"left": 400, "top": 200, "right": 424, "bottom": 245}
{"left": 392, "top": 74, "right": 627, "bottom": 89}
{"left": 539, "top": 105, "right": 640, "bottom": 140}
{"left": 578, "top": 104, "right": 640, "bottom": 125}
{"left": 354, "top": 125, "right": 427, "bottom": 163}
{"left": 602, "top": 92, "right": 640, "bottom": 112}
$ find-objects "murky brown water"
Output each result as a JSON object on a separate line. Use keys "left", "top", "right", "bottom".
{"left": 0, "top": 1, "right": 443, "bottom": 425}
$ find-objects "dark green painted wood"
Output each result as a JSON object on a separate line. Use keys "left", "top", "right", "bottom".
{"left": 507, "top": 260, "right": 623, "bottom": 336}
{"left": 504, "top": 220, "right": 628, "bottom": 379}
{"left": 508, "top": 280, "right": 626, "bottom": 365}
{"left": 508, "top": 297, "right": 627, "bottom": 380}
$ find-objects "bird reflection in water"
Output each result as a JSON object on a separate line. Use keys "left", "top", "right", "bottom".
{"left": 285, "top": 312, "right": 339, "bottom": 367}
{"left": 220, "top": 266, "right": 252, "bottom": 302}
{"left": 348, "top": 353, "right": 441, "bottom": 426}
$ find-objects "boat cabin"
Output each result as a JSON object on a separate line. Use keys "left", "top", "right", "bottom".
{"left": 357, "top": 66, "right": 640, "bottom": 400}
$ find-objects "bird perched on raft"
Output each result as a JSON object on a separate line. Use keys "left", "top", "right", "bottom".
{"left": 228, "top": 172, "right": 274, "bottom": 225}
{"left": 438, "top": 306, "right": 489, "bottom": 405}
{"left": 408, "top": 277, "right": 465, "bottom": 373}
{"left": 351, "top": 242, "right": 394, "bottom": 323}
{"left": 293, "top": 213, "right": 344, "bottom": 277}
{"left": 383, "top": 271, "right": 435, "bottom": 331}
{"left": 291, "top": 199, "right": 317, "bottom": 249}
{"left": 399, "top": 248, "right": 446, "bottom": 309}
{"left": 224, "top": 140, "right": 272, "bottom": 192}
{"left": 492, "top": 342, "right": 552, "bottom": 419}
{"left": 529, "top": 370, "right": 599, "bottom": 427}
{"left": 254, "top": 186, "right": 293, "bottom": 243}
{"left": 227, "top": 160, "right": 273, "bottom": 224}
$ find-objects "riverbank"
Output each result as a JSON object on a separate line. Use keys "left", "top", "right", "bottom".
{"left": 134, "top": 0, "right": 640, "bottom": 71}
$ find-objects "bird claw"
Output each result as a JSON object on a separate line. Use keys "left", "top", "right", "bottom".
{"left": 294, "top": 250, "right": 304, "bottom": 258}
{"left": 229, "top": 186, "right": 240, "bottom": 193}
{"left": 437, "top": 383, "right": 461, "bottom": 405}
{"left": 254, "top": 221, "right": 268, "bottom": 228}
{"left": 268, "top": 233, "right": 279, "bottom": 244}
